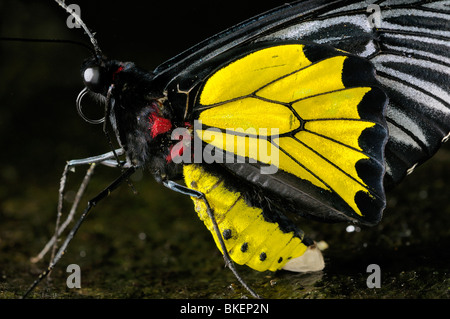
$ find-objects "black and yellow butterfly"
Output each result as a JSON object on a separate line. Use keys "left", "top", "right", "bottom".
{"left": 26, "top": 0, "right": 449, "bottom": 297}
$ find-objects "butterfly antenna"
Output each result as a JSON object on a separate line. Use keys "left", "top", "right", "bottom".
{"left": 54, "top": 0, "right": 102, "bottom": 57}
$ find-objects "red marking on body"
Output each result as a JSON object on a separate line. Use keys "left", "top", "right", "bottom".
{"left": 149, "top": 113, "right": 172, "bottom": 138}
{"left": 112, "top": 66, "right": 124, "bottom": 81}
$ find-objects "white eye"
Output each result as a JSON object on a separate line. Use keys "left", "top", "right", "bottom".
{"left": 83, "top": 67, "right": 99, "bottom": 84}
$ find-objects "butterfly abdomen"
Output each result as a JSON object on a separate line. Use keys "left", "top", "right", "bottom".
{"left": 183, "top": 164, "right": 326, "bottom": 272}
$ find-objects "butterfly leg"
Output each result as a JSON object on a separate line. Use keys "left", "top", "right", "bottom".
{"left": 163, "top": 180, "right": 262, "bottom": 299}
{"left": 23, "top": 165, "right": 136, "bottom": 298}
{"left": 30, "top": 149, "right": 128, "bottom": 264}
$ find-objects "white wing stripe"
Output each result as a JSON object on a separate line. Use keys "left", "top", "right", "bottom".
{"left": 386, "top": 108, "right": 427, "bottom": 147}
{"left": 387, "top": 122, "right": 422, "bottom": 150}
{"left": 381, "top": 9, "right": 450, "bottom": 38}
{"left": 382, "top": 44, "right": 450, "bottom": 65}
{"left": 382, "top": 33, "right": 450, "bottom": 47}
{"left": 373, "top": 55, "right": 450, "bottom": 103}
{"left": 377, "top": 75, "right": 449, "bottom": 118}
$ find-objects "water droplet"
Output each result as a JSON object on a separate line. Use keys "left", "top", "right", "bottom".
{"left": 138, "top": 232, "right": 146, "bottom": 240}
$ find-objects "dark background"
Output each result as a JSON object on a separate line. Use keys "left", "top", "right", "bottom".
{"left": 0, "top": 0, "right": 449, "bottom": 299}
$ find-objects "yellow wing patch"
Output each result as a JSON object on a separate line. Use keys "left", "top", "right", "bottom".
{"left": 256, "top": 56, "right": 346, "bottom": 103}
{"left": 197, "top": 129, "right": 277, "bottom": 163}
{"left": 292, "top": 87, "right": 371, "bottom": 120}
{"left": 196, "top": 44, "right": 381, "bottom": 218}
{"left": 272, "top": 133, "right": 372, "bottom": 216}
{"left": 200, "top": 44, "right": 311, "bottom": 105}
{"left": 305, "top": 120, "right": 375, "bottom": 151}
{"left": 199, "top": 97, "right": 300, "bottom": 134}
{"left": 184, "top": 164, "right": 307, "bottom": 272}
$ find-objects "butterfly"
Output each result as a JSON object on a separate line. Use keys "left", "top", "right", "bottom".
{"left": 24, "top": 0, "right": 450, "bottom": 298}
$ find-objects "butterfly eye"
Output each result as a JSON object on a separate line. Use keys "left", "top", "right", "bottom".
{"left": 83, "top": 67, "right": 102, "bottom": 92}
{"left": 83, "top": 67, "right": 100, "bottom": 85}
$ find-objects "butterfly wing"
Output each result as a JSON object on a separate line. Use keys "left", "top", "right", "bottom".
{"left": 190, "top": 42, "right": 388, "bottom": 226}
{"left": 181, "top": 43, "right": 387, "bottom": 271}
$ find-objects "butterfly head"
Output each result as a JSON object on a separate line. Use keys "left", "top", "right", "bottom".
{"left": 80, "top": 56, "right": 125, "bottom": 95}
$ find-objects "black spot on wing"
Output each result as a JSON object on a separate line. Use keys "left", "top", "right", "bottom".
{"left": 354, "top": 190, "right": 385, "bottom": 226}
{"left": 342, "top": 56, "right": 380, "bottom": 88}
{"left": 259, "top": 252, "right": 267, "bottom": 261}
{"left": 223, "top": 229, "right": 232, "bottom": 240}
